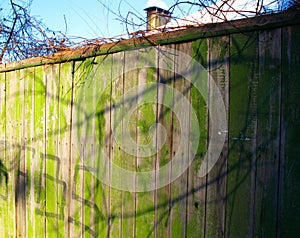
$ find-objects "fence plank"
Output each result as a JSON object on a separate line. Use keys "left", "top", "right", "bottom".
{"left": 33, "top": 65, "right": 47, "bottom": 236}
{"left": 254, "top": 28, "right": 282, "bottom": 237}
{"left": 93, "top": 56, "right": 113, "bottom": 237}
{"left": 17, "top": 69, "right": 26, "bottom": 238}
{"left": 155, "top": 45, "right": 175, "bottom": 238}
{"left": 134, "top": 47, "right": 157, "bottom": 238}
{"left": 226, "top": 32, "right": 259, "bottom": 237}
{"left": 279, "top": 25, "right": 300, "bottom": 237}
{"left": 104, "top": 55, "right": 112, "bottom": 238}
{"left": 58, "top": 62, "right": 73, "bottom": 237}
{"left": 23, "top": 67, "right": 37, "bottom": 238}
{"left": 6, "top": 69, "right": 22, "bottom": 238}
{"left": 168, "top": 43, "right": 192, "bottom": 238}
{"left": 81, "top": 57, "right": 101, "bottom": 238}
{"left": 110, "top": 51, "right": 125, "bottom": 238}
{"left": 205, "top": 35, "right": 229, "bottom": 238}
{"left": 72, "top": 59, "right": 92, "bottom": 237}
{"left": 121, "top": 49, "right": 139, "bottom": 238}
{"left": 186, "top": 38, "right": 209, "bottom": 238}
{"left": 3, "top": 70, "right": 10, "bottom": 238}
{"left": 0, "top": 68, "right": 6, "bottom": 236}
{"left": 44, "top": 64, "right": 60, "bottom": 237}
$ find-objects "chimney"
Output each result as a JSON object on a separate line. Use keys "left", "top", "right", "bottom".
{"left": 144, "top": 0, "right": 171, "bottom": 30}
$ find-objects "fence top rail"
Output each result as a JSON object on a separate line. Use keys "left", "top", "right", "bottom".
{"left": 0, "top": 7, "right": 299, "bottom": 73}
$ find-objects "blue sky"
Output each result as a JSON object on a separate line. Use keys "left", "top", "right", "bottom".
{"left": 1, "top": 0, "right": 287, "bottom": 41}
{"left": 28, "top": 0, "right": 179, "bottom": 40}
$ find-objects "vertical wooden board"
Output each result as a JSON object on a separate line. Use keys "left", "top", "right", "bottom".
{"left": 44, "top": 64, "right": 60, "bottom": 237}
{"left": 57, "top": 62, "right": 73, "bottom": 237}
{"left": 82, "top": 57, "right": 101, "bottom": 238}
{"left": 226, "top": 32, "right": 259, "bottom": 238}
{"left": 92, "top": 55, "right": 114, "bottom": 237}
{"left": 33, "top": 65, "right": 47, "bottom": 236}
{"left": 121, "top": 49, "right": 139, "bottom": 238}
{"left": 101, "top": 55, "right": 112, "bottom": 238}
{"left": 169, "top": 42, "right": 192, "bottom": 238}
{"left": 14, "top": 69, "right": 23, "bottom": 237}
{"left": 185, "top": 38, "right": 208, "bottom": 238}
{"left": 155, "top": 45, "right": 175, "bottom": 238}
{"left": 205, "top": 36, "right": 229, "bottom": 238}
{"left": 279, "top": 25, "right": 300, "bottom": 237}
{"left": 153, "top": 47, "right": 161, "bottom": 238}
{"left": 17, "top": 69, "right": 26, "bottom": 238}
{"left": 0, "top": 72, "right": 5, "bottom": 139}
{"left": 135, "top": 47, "right": 157, "bottom": 238}
{"left": 110, "top": 52, "right": 125, "bottom": 238}
{"left": 72, "top": 60, "right": 87, "bottom": 237}
{"left": 254, "top": 29, "right": 281, "bottom": 237}
{"left": 85, "top": 59, "right": 97, "bottom": 238}
{"left": 3, "top": 70, "right": 10, "bottom": 238}
{"left": 169, "top": 45, "right": 184, "bottom": 238}
{"left": 0, "top": 72, "right": 6, "bottom": 234}
{"left": 5, "top": 69, "right": 21, "bottom": 238}
{"left": 23, "top": 67, "right": 36, "bottom": 238}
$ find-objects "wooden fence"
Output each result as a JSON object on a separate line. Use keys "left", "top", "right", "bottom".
{"left": 0, "top": 9, "right": 299, "bottom": 238}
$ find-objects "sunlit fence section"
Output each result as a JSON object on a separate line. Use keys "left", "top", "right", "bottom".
{"left": 0, "top": 9, "right": 299, "bottom": 238}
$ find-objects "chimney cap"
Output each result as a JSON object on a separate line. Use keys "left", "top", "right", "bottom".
{"left": 144, "top": 0, "right": 169, "bottom": 12}
{"left": 144, "top": 6, "right": 170, "bottom": 14}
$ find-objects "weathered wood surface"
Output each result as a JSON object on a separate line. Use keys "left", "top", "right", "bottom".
{"left": 0, "top": 15, "right": 300, "bottom": 238}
